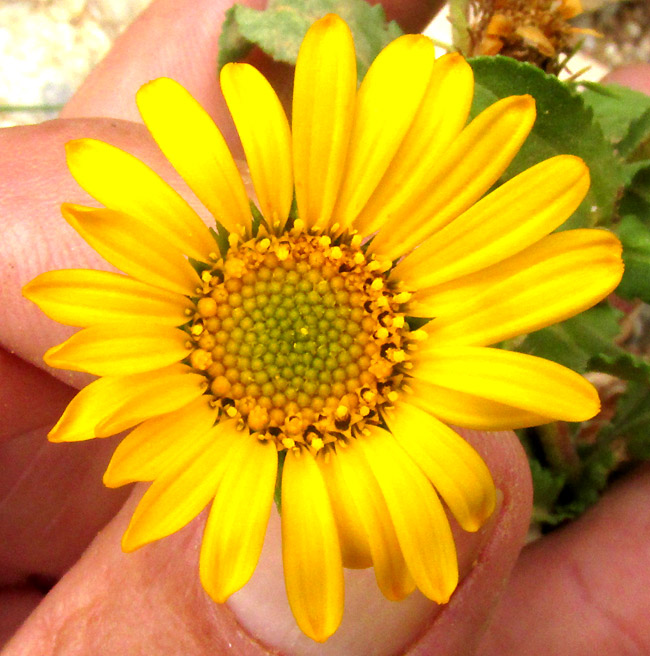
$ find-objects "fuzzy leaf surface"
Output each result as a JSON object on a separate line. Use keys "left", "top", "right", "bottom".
{"left": 218, "top": 0, "right": 403, "bottom": 80}
{"left": 470, "top": 56, "right": 624, "bottom": 229}
{"left": 610, "top": 381, "right": 650, "bottom": 459}
{"left": 589, "top": 350, "right": 650, "bottom": 386}
{"left": 616, "top": 214, "right": 650, "bottom": 303}
{"left": 447, "top": 0, "right": 470, "bottom": 55}
{"left": 578, "top": 82, "right": 650, "bottom": 148}
{"left": 516, "top": 304, "right": 623, "bottom": 373}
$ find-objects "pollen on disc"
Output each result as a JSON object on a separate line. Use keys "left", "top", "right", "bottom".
{"left": 187, "top": 232, "right": 411, "bottom": 452}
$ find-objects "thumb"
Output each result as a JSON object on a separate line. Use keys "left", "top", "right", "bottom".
{"left": 2, "top": 116, "right": 533, "bottom": 655}
{"left": 4, "top": 428, "right": 531, "bottom": 656}
{"left": 601, "top": 62, "right": 650, "bottom": 94}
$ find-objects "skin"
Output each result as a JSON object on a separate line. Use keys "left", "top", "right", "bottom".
{"left": 0, "top": 1, "right": 649, "bottom": 653}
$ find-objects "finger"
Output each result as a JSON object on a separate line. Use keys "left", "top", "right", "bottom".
{"left": 5, "top": 429, "right": 532, "bottom": 655}
{"left": 0, "top": 348, "right": 74, "bottom": 444}
{"left": 0, "top": 588, "right": 42, "bottom": 649}
{"left": 0, "top": 120, "right": 186, "bottom": 582}
{"left": 0, "top": 409, "right": 129, "bottom": 587}
{"left": 60, "top": 0, "right": 442, "bottom": 127}
{"left": 602, "top": 62, "right": 650, "bottom": 94}
{"left": 61, "top": 0, "right": 265, "bottom": 134}
{"left": 0, "top": 118, "right": 196, "bottom": 385}
{"left": 469, "top": 60, "right": 650, "bottom": 655}
{"left": 477, "top": 464, "right": 650, "bottom": 656}
{"left": 402, "top": 429, "right": 532, "bottom": 655}
{"left": 0, "top": 350, "right": 130, "bottom": 584}
{"left": 0, "top": 358, "right": 127, "bottom": 646}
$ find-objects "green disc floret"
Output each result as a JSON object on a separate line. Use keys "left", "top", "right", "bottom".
{"left": 188, "top": 231, "right": 411, "bottom": 451}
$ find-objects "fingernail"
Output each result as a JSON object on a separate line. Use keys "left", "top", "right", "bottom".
{"left": 228, "top": 493, "right": 503, "bottom": 656}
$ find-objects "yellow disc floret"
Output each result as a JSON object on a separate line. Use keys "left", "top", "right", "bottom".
{"left": 188, "top": 231, "right": 414, "bottom": 452}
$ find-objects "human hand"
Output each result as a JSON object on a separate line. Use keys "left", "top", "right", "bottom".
{"left": 476, "top": 62, "right": 650, "bottom": 656}
{"left": 0, "top": 2, "right": 643, "bottom": 655}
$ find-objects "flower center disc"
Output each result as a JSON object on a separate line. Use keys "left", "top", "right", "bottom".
{"left": 189, "top": 232, "right": 410, "bottom": 451}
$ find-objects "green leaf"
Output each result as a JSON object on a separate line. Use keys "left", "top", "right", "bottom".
{"left": 447, "top": 0, "right": 470, "bottom": 55}
{"left": 406, "top": 316, "right": 431, "bottom": 331}
{"left": 607, "top": 381, "right": 650, "bottom": 459}
{"left": 218, "top": 0, "right": 403, "bottom": 80}
{"left": 250, "top": 201, "right": 266, "bottom": 238}
{"left": 188, "top": 257, "right": 213, "bottom": 276}
{"left": 589, "top": 350, "right": 650, "bottom": 386}
{"left": 470, "top": 57, "right": 624, "bottom": 229}
{"left": 516, "top": 304, "right": 623, "bottom": 373}
{"left": 273, "top": 450, "right": 287, "bottom": 513}
{"left": 562, "top": 445, "right": 616, "bottom": 517}
{"left": 219, "top": 6, "right": 256, "bottom": 68}
{"left": 618, "top": 108, "right": 650, "bottom": 160}
{"left": 530, "top": 458, "right": 566, "bottom": 516}
{"left": 620, "top": 159, "right": 650, "bottom": 187}
{"left": 619, "top": 165, "right": 650, "bottom": 217}
{"left": 0, "top": 103, "right": 63, "bottom": 113}
{"left": 622, "top": 163, "right": 650, "bottom": 208}
{"left": 616, "top": 214, "right": 650, "bottom": 303}
{"left": 210, "top": 225, "right": 230, "bottom": 258}
{"left": 577, "top": 82, "right": 650, "bottom": 147}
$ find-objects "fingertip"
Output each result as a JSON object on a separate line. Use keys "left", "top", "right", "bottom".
{"left": 479, "top": 465, "right": 650, "bottom": 655}
{"left": 602, "top": 62, "right": 650, "bottom": 95}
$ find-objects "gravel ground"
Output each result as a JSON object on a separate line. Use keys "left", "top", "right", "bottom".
{"left": 0, "top": 0, "right": 150, "bottom": 127}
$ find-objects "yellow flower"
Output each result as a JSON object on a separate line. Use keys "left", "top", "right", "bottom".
{"left": 23, "top": 14, "right": 622, "bottom": 643}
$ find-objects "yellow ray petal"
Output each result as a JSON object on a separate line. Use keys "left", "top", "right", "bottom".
{"left": 48, "top": 364, "right": 194, "bottom": 442}
{"left": 220, "top": 63, "right": 292, "bottom": 228}
{"left": 357, "top": 427, "right": 458, "bottom": 603}
{"left": 281, "top": 448, "right": 344, "bottom": 643}
{"left": 318, "top": 447, "right": 373, "bottom": 569}
{"left": 48, "top": 377, "right": 128, "bottom": 443}
{"left": 334, "top": 442, "right": 415, "bottom": 600}
{"left": 561, "top": 0, "right": 583, "bottom": 20}
{"left": 369, "top": 94, "right": 536, "bottom": 260}
{"left": 412, "top": 346, "right": 600, "bottom": 422}
{"left": 44, "top": 324, "right": 191, "bottom": 376}
{"left": 354, "top": 53, "right": 474, "bottom": 236}
{"left": 62, "top": 204, "right": 200, "bottom": 296}
{"left": 137, "top": 77, "right": 251, "bottom": 235}
{"left": 23, "top": 269, "right": 193, "bottom": 327}
{"left": 393, "top": 155, "right": 590, "bottom": 288}
{"left": 103, "top": 396, "right": 218, "bottom": 487}
{"left": 65, "top": 139, "right": 216, "bottom": 261}
{"left": 121, "top": 420, "right": 237, "bottom": 552}
{"left": 200, "top": 435, "right": 277, "bottom": 602}
{"left": 410, "top": 230, "right": 621, "bottom": 317}
{"left": 292, "top": 14, "right": 356, "bottom": 230}
{"left": 384, "top": 401, "right": 495, "bottom": 532}
{"left": 332, "top": 34, "right": 436, "bottom": 231}
{"left": 421, "top": 229, "right": 623, "bottom": 347}
{"left": 405, "top": 378, "right": 551, "bottom": 430}
{"left": 95, "top": 370, "right": 207, "bottom": 437}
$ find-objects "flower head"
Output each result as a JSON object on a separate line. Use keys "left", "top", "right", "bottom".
{"left": 470, "top": 0, "right": 590, "bottom": 68}
{"left": 23, "top": 14, "right": 623, "bottom": 642}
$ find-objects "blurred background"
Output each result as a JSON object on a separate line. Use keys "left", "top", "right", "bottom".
{"left": 0, "top": 0, "right": 648, "bottom": 128}
{"left": 0, "top": 0, "right": 150, "bottom": 127}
